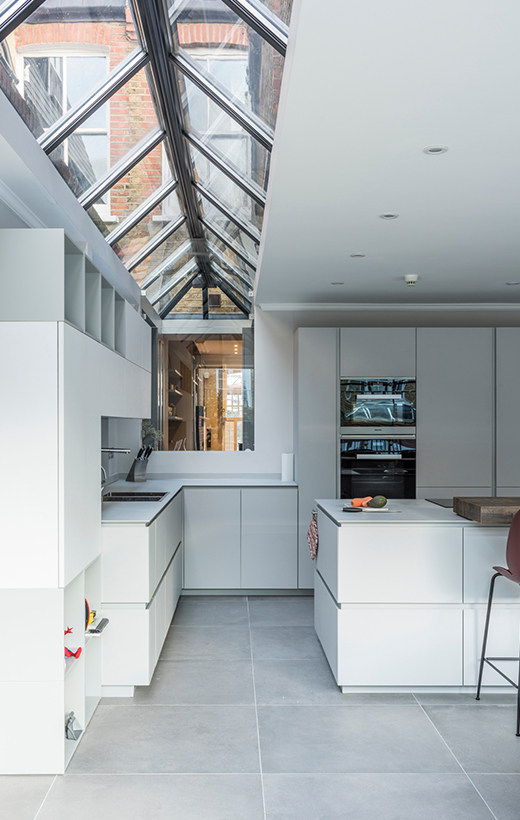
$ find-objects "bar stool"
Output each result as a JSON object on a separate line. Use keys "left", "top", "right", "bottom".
{"left": 476, "top": 509, "right": 520, "bottom": 735}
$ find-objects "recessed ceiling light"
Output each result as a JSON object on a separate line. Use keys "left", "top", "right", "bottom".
{"left": 331, "top": 282, "right": 344, "bottom": 285}
{"left": 379, "top": 213, "right": 399, "bottom": 220}
{"left": 506, "top": 282, "right": 520, "bottom": 286}
{"left": 350, "top": 253, "right": 366, "bottom": 258}
{"left": 423, "top": 145, "right": 449, "bottom": 154}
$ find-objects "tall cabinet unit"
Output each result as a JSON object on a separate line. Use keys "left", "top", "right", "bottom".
{"left": 496, "top": 328, "right": 520, "bottom": 495}
{"left": 295, "top": 328, "right": 338, "bottom": 589}
{"left": 340, "top": 327, "right": 416, "bottom": 378}
{"left": 416, "top": 328, "right": 494, "bottom": 498}
{"left": 0, "top": 229, "right": 151, "bottom": 774}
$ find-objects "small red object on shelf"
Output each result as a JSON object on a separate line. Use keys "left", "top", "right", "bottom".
{"left": 64, "top": 627, "right": 73, "bottom": 636}
{"left": 64, "top": 647, "right": 82, "bottom": 659}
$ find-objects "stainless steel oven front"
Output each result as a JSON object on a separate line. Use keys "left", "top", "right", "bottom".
{"left": 340, "top": 435, "right": 416, "bottom": 500}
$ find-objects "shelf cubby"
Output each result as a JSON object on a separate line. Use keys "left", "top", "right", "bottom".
{"left": 85, "top": 260, "right": 102, "bottom": 340}
{"left": 64, "top": 237, "right": 85, "bottom": 331}
{"left": 101, "top": 277, "right": 115, "bottom": 349}
{"left": 114, "top": 293, "right": 126, "bottom": 356}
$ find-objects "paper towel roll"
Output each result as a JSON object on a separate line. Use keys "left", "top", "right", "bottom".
{"left": 281, "top": 453, "right": 294, "bottom": 482}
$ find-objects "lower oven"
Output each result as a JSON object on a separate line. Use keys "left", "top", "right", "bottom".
{"left": 340, "top": 436, "right": 416, "bottom": 499}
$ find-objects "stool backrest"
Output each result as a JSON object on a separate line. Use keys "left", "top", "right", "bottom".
{"left": 506, "top": 509, "right": 520, "bottom": 583}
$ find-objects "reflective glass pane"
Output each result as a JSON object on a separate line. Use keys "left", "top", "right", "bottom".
{"left": 132, "top": 222, "right": 192, "bottom": 288}
{"left": 212, "top": 261, "right": 251, "bottom": 302}
{"left": 181, "top": 75, "right": 269, "bottom": 190}
{"left": 48, "top": 66, "right": 161, "bottom": 200}
{"left": 205, "top": 224, "right": 257, "bottom": 273}
{"left": 199, "top": 193, "right": 260, "bottom": 251}
{"left": 146, "top": 255, "right": 197, "bottom": 303}
{"left": 86, "top": 142, "right": 173, "bottom": 239}
{"left": 111, "top": 190, "right": 184, "bottom": 272}
{"left": 170, "top": 0, "right": 286, "bottom": 131}
{"left": 208, "top": 287, "right": 247, "bottom": 316}
{"left": 251, "top": 0, "right": 292, "bottom": 27}
{"left": 161, "top": 333, "right": 254, "bottom": 451}
{"left": 192, "top": 145, "right": 263, "bottom": 232}
{"left": 0, "top": 1, "right": 139, "bottom": 140}
{"left": 165, "top": 287, "right": 203, "bottom": 317}
{"left": 156, "top": 270, "right": 198, "bottom": 315}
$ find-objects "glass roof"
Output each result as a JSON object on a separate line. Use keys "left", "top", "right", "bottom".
{"left": 0, "top": 0, "right": 292, "bottom": 318}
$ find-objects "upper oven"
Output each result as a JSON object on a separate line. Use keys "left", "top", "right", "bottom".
{"left": 340, "top": 378, "right": 416, "bottom": 436}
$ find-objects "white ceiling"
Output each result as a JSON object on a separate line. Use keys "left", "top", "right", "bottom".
{"left": 256, "top": 0, "right": 520, "bottom": 308}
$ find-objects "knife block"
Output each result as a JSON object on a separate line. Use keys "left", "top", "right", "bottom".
{"left": 125, "top": 457, "right": 148, "bottom": 482}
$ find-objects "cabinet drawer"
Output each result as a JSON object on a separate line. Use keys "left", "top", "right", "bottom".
{"left": 101, "top": 523, "right": 155, "bottom": 603}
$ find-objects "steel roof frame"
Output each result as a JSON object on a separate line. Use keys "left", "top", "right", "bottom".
{"left": 79, "top": 126, "right": 165, "bottom": 211}
{"left": 202, "top": 217, "right": 257, "bottom": 270}
{"left": 220, "top": 0, "right": 288, "bottom": 56}
{"left": 159, "top": 269, "right": 201, "bottom": 318}
{"left": 0, "top": 0, "right": 46, "bottom": 40}
{"left": 208, "top": 241, "right": 254, "bottom": 289}
{"left": 150, "top": 257, "right": 199, "bottom": 307}
{"left": 195, "top": 181, "right": 261, "bottom": 244}
{"left": 106, "top": 177, "right": 179, "bottom": 247}
{"left": 211, "top": 265, "right": 252, "bottom": 315}
{"left": 39, "top": 48, "right": 149, "bottom": 156}
{"left": 172, "top": 49, "right": 274, "bottom": 151}
{"left": 186, "top": 130, "right": 266, "bottom": 207}
{"left": 127, "top": 214, "right": 186, "bottom": 274}
{"left": 141, "top": 238, "right": 193, "bottom": 290}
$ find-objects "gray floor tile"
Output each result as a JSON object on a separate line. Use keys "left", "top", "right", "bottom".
{"left": 470, "top": 774, "right": 520, "bottom": 820}
{"left": 251, "top": 626, "right": 324, "bottom": 660}
{"left": 173, "top": 598, "right": 249, "bottom": 626}
{"left": 415, "top": 692, "right": 516, "bottom": 706}
{"left": 248, "top": 596, "right": 314, "bottom": 626}
{"left": 423, "top": 705, "right": 520, "bottom": 773}
{"left": 180, "top": 595, "right": 247, "bottom": 603}
{"left": 161, "top": 626, "right": 251, "bottom": 661}
{"left": 67, "top": 704, "right": 260, "bottom": 773}
{"left": 254, "top": 658, "right": 346, "bottom": 704}
{"left": 258, "top": 704, "right": 461, "bottom": 773}
{"left": 133, "top": 660, "right": 255, "bottom": 704}
{"left": 263, "top": 773, "right": 495, "bottom": 819}
{"left": 39, "top": 775, "right": 264, "bottom": 820}
{"left": 0, "top": 775, "right": 54, "bottom": 820}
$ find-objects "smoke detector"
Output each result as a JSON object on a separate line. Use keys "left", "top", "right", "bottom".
{"left": 404, "top": 275, "right": 419, "bottom": 287}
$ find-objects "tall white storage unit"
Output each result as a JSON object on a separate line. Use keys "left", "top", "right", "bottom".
{"left": 416, "top": 328, "right": 494, "bottom": 498}
{"left": 295, "top": 328, "right": 338, "bottom": 589}
{"left": 0, "top": 229, "right": 151, "bottom": 773}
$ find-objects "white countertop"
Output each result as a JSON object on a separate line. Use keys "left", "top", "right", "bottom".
{"left": 102, "top": 478, "right": 298, "bottom": 525}
{"left": 315, "top": 498, "right": 503, "bottom": 526}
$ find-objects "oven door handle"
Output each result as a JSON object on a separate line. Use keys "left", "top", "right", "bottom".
{"left": 355, "top": 454, "right": 403, "bottom": 460}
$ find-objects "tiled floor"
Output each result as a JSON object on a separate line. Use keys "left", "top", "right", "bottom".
{"left": 3, "top": 595, "right": 520, "bottom": 819}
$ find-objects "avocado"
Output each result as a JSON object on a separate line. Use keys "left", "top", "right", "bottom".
{"left": 366, "top": 495, "right": 387, "bottom": 508}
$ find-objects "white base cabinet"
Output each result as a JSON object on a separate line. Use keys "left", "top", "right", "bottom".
{"left": 184, "top": 487, "right": 298, "bottom": 589}
{"left": 101, "top": 494, "right": 183, "bottom": 687}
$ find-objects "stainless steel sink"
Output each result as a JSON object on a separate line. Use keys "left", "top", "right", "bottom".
{"left": 102, "top": 491, "right": 167, "bottom": 502}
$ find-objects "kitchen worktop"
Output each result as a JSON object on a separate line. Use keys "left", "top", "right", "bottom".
{"left": 315, "top": 498, "right": 506, "bottom": 527}
{"left": 102, "top": 478, "right": 298, "bottom": 525}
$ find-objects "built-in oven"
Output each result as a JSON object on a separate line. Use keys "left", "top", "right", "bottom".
{"left": 340, "top": 436, "right": 416, "bottom": 499}
{"left": 340, "top": 378, "right": 416, "bottom": 436}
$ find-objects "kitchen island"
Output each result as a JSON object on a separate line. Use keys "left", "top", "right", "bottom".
{"left": 314, "top": 499, "right": 520, "bottom": 692}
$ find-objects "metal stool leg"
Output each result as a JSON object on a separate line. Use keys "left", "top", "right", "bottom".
{"left": 476, "top": 572, "right": 500, "bottom": 701}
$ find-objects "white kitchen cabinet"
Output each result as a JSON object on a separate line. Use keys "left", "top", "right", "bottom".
{"left": 416, "top": 328, "right": 494, "bottom": 491}
{"left": 295, "top": 328, "right": 338, "bottom": 589}
{"left": 183, "top": 487, "right": 298, "bottom": 590}
{"left": 496, "top": 328, "right": 520, "bottom": 492}
{"left": 416, "top": 487, "right": 493, "bottom": 500}
{"left": 241, "top": 488, "right": 298, "bottom": 588}
{"left": 184, "top": 488, "right": 241, "bottom": 589}
{"left": 464, "top": 608, "right": 520, "bottom": 686}
{"left": 463, "top": 527, "right": 520, "bottom": 603}
{"left": 340, "top": 327, "right": 416, "bottom": 378}
{"left": 316, "top": 522, "right": 463, "bottom": 604}
{"left": 101, "top": 497, "right": 183, "bottom": 688}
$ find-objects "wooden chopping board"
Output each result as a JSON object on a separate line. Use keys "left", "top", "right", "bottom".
{"left": 453, "top": 497, "right": 520, "bottom": 524}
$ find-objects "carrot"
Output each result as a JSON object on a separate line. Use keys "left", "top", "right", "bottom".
{"left": 361, "top": 496, "right": 373, "bottom": 507}
{"left": 351, "top": 498, "right": 364, "bottom": 507}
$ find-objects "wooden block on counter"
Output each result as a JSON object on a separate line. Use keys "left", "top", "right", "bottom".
{"left": 453, "top": 497, "right": 520, "bottom": 524}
